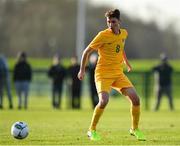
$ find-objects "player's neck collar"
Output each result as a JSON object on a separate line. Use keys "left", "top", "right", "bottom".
{"left": 109, "top": 28, "right": 121, "bottom": 35}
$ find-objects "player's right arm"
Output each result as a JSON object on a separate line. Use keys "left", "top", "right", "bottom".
{"left": 78, "top": 47, "right": 94, "bottom": 80}
{"left": 78, "top": 31, "right": 104, "bottom": 80}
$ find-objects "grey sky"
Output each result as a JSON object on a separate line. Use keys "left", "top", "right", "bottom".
{"left": 90, "top": 0, "right": 180, "bottom": 33}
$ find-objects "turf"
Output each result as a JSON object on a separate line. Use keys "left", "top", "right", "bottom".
{"left": 0, "top": 96, "right": 180, "bottom": 145}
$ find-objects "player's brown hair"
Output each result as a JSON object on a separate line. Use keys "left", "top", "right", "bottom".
{"left": 105, "top": 9, "right": 120, "bottom": 20}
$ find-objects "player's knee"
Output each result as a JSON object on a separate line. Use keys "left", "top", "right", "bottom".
{"left": 98, "top": 96, "right": 109, "bottom": 108}
{"left": 99, "top": 98, "right": 109, "bottom": 108}
{"left": 98, "top": 92, "right": 109, "bottom": 108}
{"left": 132, "top": 95, "right": 140, "bottom": 106}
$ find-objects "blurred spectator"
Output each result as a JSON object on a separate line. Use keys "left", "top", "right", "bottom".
{"left": 68, "top": 57, "right": 82, "bottom": 109}
{"left": 48, "top": 55, "right": 66, "bottom": 109}
{"left": 87, "top": 53, "right": 98, "bottom": 109}
{"left": 152, "top": 53, "right": 174, "bottom": 111}
{"left": 0, "top": 55, "right": 13, "bottom": 109}
{"left": 13, "top": 52, "right": 32, "bottom": 109}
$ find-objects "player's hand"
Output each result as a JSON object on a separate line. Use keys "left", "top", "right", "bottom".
{"left": 127, "top": 65, "right": 132, "bottom": 72}
{"left": 77, "top": 69, "right": 85, "bottom": 80}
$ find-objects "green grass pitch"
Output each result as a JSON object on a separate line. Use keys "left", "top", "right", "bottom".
{"left": 0, "top": 96, "right": 180, "bottom": 145}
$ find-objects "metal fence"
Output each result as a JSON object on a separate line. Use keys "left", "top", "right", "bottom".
{"left": 9, "top": 70, "right": 180, "bottom": 110}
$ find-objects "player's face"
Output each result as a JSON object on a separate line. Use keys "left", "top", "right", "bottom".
{"left": 107, "top": 17, "right": 120, "bottom": 30}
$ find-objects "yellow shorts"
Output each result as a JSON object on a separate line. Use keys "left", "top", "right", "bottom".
{"left": 95, "top": 73, "right": 133, "bottom": 94}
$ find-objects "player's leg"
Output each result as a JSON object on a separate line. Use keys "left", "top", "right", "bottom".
{"left": 87, "top": 79, "right": 112, "bottom": 141}
{"left": 121, "top": 87, "right": 140, "bottom": 128}
{"left": 121, "top": 87, "right": 145, "bottom": 141}
{"left": 89, "top": 91, "right": 109, "bottom": 130}
{"left": 87, "top": 91, "right": 109, "bottom": 141}
{"left": 89, "top": 78, "right": 112, "bottom": 131}
{"left": 112, "top": 73, "right": 140, "bottom": 130}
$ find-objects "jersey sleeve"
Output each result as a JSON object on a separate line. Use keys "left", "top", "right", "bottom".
{"left": 88, "top": 32, "right": 104, "bottom": 50}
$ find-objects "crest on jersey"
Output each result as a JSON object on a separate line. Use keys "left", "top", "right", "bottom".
{"left": 116, "top": 44, "right": 120, "bottom": 53}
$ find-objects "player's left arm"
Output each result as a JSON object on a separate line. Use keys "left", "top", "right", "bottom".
{"left": 123, "top": 49, "right": 132, "bottom": 72}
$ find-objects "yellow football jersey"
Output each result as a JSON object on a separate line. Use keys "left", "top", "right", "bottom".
{"left": 88, "top": 28, "right": 128, "bottom": 81}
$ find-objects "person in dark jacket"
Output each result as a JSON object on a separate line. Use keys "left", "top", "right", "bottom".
{"left": 153, "top": 53, "right": 174, "bottom": 111}
{"left": 48, "top": 55, "right": 66, "bottom": 109}
{"left": 88, "top": 53, "right": 98, "bottom": 109}
{"left": 68, "top": 57, "right": 82, "bottom": 109}
{"left": 13, "top": 52, "right": 32, "bottom": 109}
{"left": 0, "top": 55, "right": 13, "bottom": 109}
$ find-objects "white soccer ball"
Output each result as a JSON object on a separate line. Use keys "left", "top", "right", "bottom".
{"left": 11, "top": 121, "right": 29, "bottom": 139}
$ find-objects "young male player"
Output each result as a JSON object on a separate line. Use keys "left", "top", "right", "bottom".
{"left": 78, "top": 9, "right": 146, "bottom": 141}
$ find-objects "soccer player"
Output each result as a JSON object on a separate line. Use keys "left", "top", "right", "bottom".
{"left": 78, "top": 9, "right": 146, "bottom": 141}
